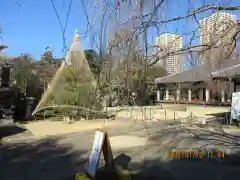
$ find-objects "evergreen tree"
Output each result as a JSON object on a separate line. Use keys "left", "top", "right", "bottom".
{"left": 41, "top": 47, "right": 54, "bottom": 64}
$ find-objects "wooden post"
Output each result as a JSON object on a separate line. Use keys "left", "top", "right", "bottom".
{"left": 165, "top": 110, "right": 166, "bottom": 121}
{"left": 150, "top": 108, "right": 152, "bottom": 120}
{"left": 130, "top": 106, "right": 133, "bottom": 118}
{"left": 173, "top": 110, "right": 176, "bottom": 121}
{"left": 199, "top": 88, "right": 203, "bottom": 101}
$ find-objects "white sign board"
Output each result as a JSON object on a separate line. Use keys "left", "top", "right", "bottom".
{"left": 231, "top": 92, "right": 240, "bottom": 121}
{"left": 86, "top": 131, "right": 105, "bottom": 178}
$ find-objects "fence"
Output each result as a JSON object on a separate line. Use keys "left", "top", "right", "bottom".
{"left": 115, "top": 106, "right": 232, "bottom": 125}
{"left": 34, "top": 104, "right": 232, "bottom": 126}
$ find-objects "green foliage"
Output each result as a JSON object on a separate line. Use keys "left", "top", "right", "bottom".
{"left": 137, "top": 65, "right": 167, "bottom": 105}
{"left": 0, "top": 45, "right": 7, "bottom": 52}
{"left": 75, "top": 172, "right": 89, "bottom": 180}
{"left": 26, "top": 73, "right": 40, "bottom": 97}
{"left": 145, "top": 65, "right": 168, "bottom": 82}
{"left": 112, "top": 53, "right": 167, "bottom": 106}
{"left": 12, "top": 55, "right": 33, "bottom": 93}
{"left": 84, "top": 50, "right": 100, "bottom": 76}
{"left": 46, "top": 66, "right": 103, "bottom": 111}
{"left": 41, "top": 48, "right": 54, "bottom": 64}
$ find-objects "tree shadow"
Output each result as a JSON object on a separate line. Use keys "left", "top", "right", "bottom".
{"left": 206, "top": 111, "right": 231, "bottom": 125}
{"left": 0, "top": 124, "right": 27, "bottom": 138}
{"left": 94, "top": 150, "right": 240, "bottom": 180}
{"left": 1, "top": 120, "right": 240, "bottom": 180}
{"left": 126, "top": 121, "right": 240, "bottom": 180}
{"left": 0, "top": 136, "right": 88, "bottom": 180}
{"left": 95, "top": 153, "right": 132, "bottom": 180}
{"left": 130, "top": 150, "right": 240, "bottom": 180}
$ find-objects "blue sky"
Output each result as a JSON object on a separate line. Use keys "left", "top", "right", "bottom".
{"left": 0, "top": 0, "right": 90, "bottom": 59}
{"left": 0, "top": 0, "right": 240, "bottom": 60}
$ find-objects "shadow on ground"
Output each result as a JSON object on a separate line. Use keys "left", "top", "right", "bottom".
{"left": 129, "top": 120, "right": 240, "bottom": 180}
{"left": 129, "top": 149, "right": 240, "bottom": 180}
{"left": 206, "top": 111, "right": 231, "bottom": 125}
{"left": 0, "top": 137, "right": 88, "bottom": 180}
{"left": 96, "top": 151, "right": 240, "bottom": 180}
{"left": 0, "top": 124, "right": 27, "bottom": 138}
{"left": 1, "top": 119, "right": 240, "bottom": 180}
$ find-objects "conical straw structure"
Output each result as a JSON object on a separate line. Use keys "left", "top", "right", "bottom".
{"left": 32, "top": 29, "right": 96, "bottom": 115}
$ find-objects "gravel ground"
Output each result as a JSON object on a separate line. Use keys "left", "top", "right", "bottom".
{"left": 1, "top": 118, "right": 240, "bottom": 180}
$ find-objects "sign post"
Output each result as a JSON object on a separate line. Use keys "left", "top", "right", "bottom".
{"left": 230, "top": 92, "right": 240, "bottom": 125}
{"left": 86, "top": 130, "right": 115, "bottom": 179}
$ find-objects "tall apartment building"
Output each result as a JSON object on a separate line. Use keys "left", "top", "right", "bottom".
{"left": 156, "top": 33, "right": 182, "bottom": 74}
{"left": 199, "top": 12, "right": 237, "bottom": 63}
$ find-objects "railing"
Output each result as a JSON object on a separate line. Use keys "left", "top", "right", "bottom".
{"left": 155, "top": 99, "right": 231, "bottom": 106}
{"left": 114, "top": 106, "right": 231, "bottom": 125}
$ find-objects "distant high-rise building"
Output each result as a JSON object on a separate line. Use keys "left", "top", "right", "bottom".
{"left": 199, "top": 12, "right": 237, "bottom": 63}
{"left": 156, "top": 33, "right": 182, "bottom": 74}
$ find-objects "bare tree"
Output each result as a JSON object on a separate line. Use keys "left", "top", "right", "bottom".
{"left": 50, "top": 0, "right": 240, "bottom": 114}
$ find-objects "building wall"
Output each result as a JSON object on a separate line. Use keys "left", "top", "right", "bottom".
{"left": 199, "top": 12, "right": 237, "bottom": 63}
{"left": 156, "top": 33, "right": 182, "bottom": 74}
